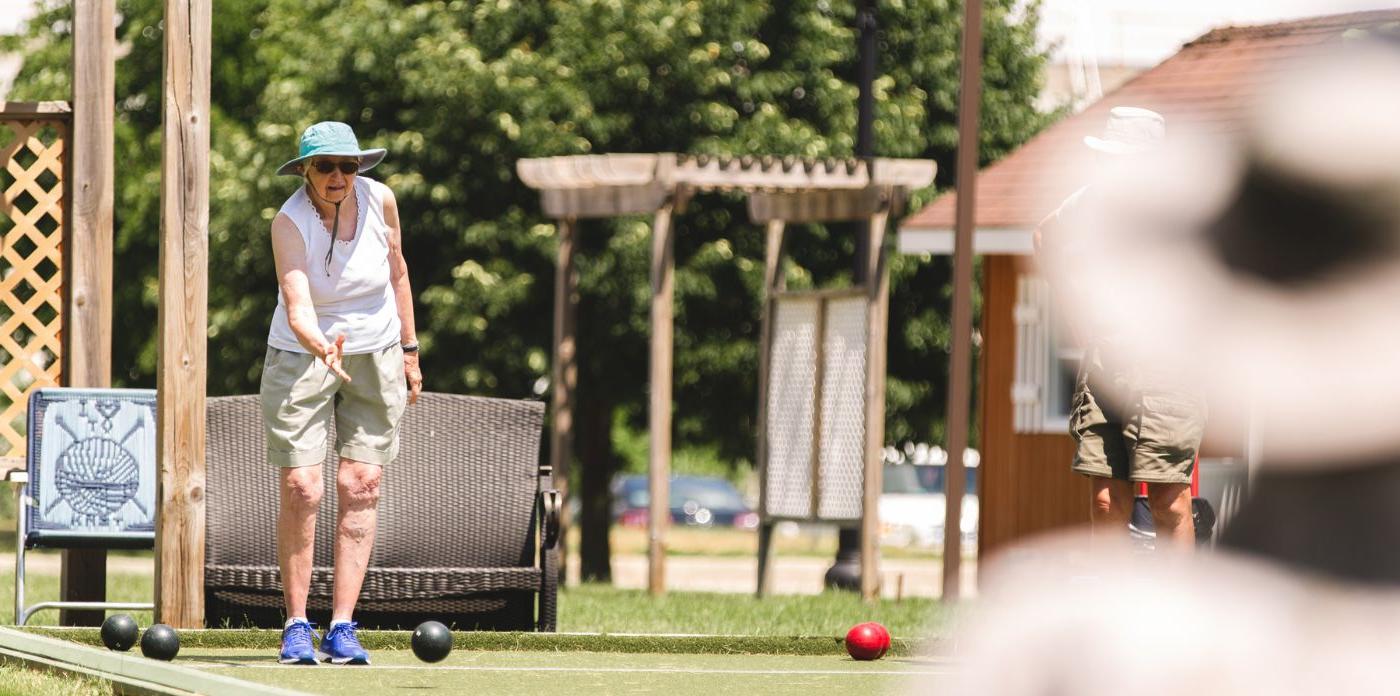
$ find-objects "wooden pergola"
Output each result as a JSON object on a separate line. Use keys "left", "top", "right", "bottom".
{"left": 518, "top": 154, "right": 934, "bottom": 598}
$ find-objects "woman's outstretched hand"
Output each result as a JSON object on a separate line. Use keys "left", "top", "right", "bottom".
{"left": 323, "top": 334, "right": 352, "bottom": 382}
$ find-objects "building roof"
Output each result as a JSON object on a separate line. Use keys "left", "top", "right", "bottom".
{"left": 900, "top": 9, "right": 1400, "bottom": 242}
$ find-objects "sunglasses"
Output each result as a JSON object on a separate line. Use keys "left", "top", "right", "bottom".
{"left": 311, "top": 160, "right": 359, "bottom": 175}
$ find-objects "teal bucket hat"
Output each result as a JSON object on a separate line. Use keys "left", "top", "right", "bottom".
{"left": 276, "top": 121, "right": 387, "bottom": 176}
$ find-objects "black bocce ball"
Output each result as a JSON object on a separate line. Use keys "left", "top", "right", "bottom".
{"left": 140, "top": 623, "right": 180, "bottom": 661}
{"left": 411, "top": 620, "right": 453, "bottom": 663}
{"left": 100, "top": 614, "right": 139, "bottom": 652}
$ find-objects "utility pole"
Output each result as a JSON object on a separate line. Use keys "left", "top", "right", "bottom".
{"left": 943, "top": 0, "right": 984, "bottom": 602}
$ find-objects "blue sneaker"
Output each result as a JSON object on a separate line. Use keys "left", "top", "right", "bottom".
{"left": 279, "top": 620, "right": 319, "bottom": 665}
{"left": 319, "top": 621, "right": 369, "bottom": 665}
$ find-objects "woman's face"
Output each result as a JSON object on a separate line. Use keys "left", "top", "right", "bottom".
{"left": 303, "top": 156, "right": 359, "bottom": 203}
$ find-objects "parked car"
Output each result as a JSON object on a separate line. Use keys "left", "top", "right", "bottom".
{"left": 612, "top": 475, "right": 759, "bottom": 529}
{"left": 878, "top": 461, "right": 979, "bottom": 548}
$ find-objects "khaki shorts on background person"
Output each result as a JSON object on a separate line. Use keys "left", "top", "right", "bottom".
{"left": 1069, "top": 348, "right": 1206, "bottom": 484}
{"left": 259, "top": 344, "right": 408, "bottom": 468}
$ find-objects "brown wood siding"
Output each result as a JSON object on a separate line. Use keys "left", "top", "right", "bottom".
{"left": 978, "top": 255, "right": 1090, "bottom": 559}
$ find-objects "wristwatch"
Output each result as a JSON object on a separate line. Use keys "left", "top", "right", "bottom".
{"left": 401, "top": 342, "right": 420, "bottom": 354}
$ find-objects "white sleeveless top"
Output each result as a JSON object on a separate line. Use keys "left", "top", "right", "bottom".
{"left": 267, "top": 177, "right": 401, "bottom": 355}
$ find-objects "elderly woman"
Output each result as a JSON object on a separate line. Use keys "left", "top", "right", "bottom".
{"left": 261, "top": 121, "right": 422, "bottom": 665}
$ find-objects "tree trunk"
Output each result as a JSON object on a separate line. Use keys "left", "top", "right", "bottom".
{"left": 577, "top": 394, "right": 616, "bottom": 582}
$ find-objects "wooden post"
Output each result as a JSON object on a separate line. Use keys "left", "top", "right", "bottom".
{"left": 550, "top": 217, "right": 579, "bottom": 584}
{"left": 754, "top": 219, "right": 784, "bottom": 598}
{"left": 943, "top": 0, "right": 984, "bottom": 602}
{"left": 647, "top": 201, "right": 675, "bottom": 596}
{"left": 61, "top": 0, "right": 116, "bottom": 627}
{"left": 155, "top": 0, "right": 211, "bottom": 628}
{"left": 860, "top": 206, "right": 891, "bottom": 602}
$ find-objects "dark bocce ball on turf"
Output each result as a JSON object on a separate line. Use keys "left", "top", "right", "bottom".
{"left": 140, "top": 624, "right": 180, "bottom": 661}
{"left": 411, "top": 621, "right": 453, "bottom": 663}
{"left": 100, "top": 614, "right": 139, "bottom": 652}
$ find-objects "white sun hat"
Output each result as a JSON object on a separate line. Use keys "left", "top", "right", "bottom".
{"left": 1083, "top": 106, "right": 1166, "bottom": 155}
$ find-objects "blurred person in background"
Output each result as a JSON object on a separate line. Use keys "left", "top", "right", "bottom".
{"left": 1036, "top": 107, "right": 1205, "bottom": 548}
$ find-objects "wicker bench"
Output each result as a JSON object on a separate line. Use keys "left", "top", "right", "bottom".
{"left": 203, "top": 393, "right": 558, "bottom": 631}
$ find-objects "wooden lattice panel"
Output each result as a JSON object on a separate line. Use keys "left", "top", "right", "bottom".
{"left": 0, "top": 118, "right": 65, "bottom": 457}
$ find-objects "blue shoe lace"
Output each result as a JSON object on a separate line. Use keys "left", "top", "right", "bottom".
{"left": 279, "top": 620, "right": 319, "bottom": 665}
{"left": 322, "top": 621, "right": 369, "bottom": 664}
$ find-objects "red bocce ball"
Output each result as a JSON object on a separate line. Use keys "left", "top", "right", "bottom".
{"left": 844, "top": 621, "right": 891, "bottom": 661}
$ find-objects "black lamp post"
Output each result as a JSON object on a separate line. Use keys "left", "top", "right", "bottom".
{"left": 825, "top": 0, "right": 880, "bottom": 592}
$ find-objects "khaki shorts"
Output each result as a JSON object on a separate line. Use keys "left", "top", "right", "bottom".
{"left": 259, "top": 345, "right": 407, "bottom": 468}
{"left": 1069, "top": 351, "right": 1206, "bottom": 484}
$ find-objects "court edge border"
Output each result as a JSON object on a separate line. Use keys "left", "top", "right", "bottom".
{"left": 23, "top": 626, "right": 936, "bottom": 657}
{"left": 0, "top": 626, "right": 306, "bottom": 696}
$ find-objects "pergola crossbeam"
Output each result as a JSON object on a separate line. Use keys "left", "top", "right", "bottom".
{"left": 520, "top": 153, "right": 935, "bottom": 217}
{"left": 748, "top": 187, "right": 890, "bottom": 223}
{"left": 539, "top": 184, "right": 671, "bottom": 219}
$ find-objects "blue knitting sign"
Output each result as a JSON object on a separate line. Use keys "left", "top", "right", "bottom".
{"left": 25, "top": 388, "right": 157, "bottom": 543}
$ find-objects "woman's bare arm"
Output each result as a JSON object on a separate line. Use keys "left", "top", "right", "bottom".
{"left": 382, "top": 187, "right": 422, "bottom": 403}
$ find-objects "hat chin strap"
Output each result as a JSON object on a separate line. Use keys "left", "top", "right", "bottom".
{"left": 305, "top": 178, "right": 345, "bottom": 276}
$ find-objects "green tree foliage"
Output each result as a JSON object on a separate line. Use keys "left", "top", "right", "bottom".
{"left": 4, "top": 0, "right": 1048, "bottom": 576}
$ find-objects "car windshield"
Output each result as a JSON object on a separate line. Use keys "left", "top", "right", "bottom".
{"left": 620, "top": 478, "right": 650, "bottom": 508}
{"left": 672, "top": 479, "right": 745, "bottom": 509}
{"left": 617, "top": 477, "right": 746, "bottom": 510}
{"left": 882, "top": 464, "right": 978, "bottom": 495}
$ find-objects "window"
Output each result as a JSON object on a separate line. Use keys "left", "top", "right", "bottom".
{"left": 1013, "top": 274, "right": 1082, "bottom": 433}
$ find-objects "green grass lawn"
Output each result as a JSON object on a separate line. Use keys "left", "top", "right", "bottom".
{"left": 1, "top": 571, "right": 940, "bottom": 640}
{"left": 0, "top": 663, "right": 110, "bottom": 696}
{"left": 0, "top": 559, "right": 155, "bottom": 627}
{"left": 591, "top": 525, "right": 947, "bottom": 560}
{"left": 1, "top": 574, "right": 945, "bottom": 695}
{"left": 559, "top": 584, "right": 940, "bottom": 637}
{"left": 0, "top": 526, "right": 947, "bottom": 634}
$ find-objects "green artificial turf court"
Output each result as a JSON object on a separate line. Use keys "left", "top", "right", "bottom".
{"left": 6, "top": 625, "right": 955, "bottom": 695}
{"left": 2, "top": 572, "right": 951, "bottom": 694}
{"left": 182, "top": 647, "right": 954, "bottom": 695}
